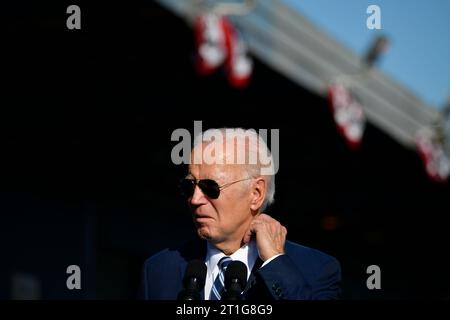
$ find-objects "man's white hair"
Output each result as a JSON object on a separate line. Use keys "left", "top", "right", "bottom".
{"left": 193, "top": 127, "right": 275, "bottom": 211}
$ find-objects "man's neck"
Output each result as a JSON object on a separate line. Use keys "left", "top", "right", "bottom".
{"left": 211, "top": 212, "right": 259, "bottom": 255}
{"left": 213, "top": 238, "right": 247, "bottom": 256}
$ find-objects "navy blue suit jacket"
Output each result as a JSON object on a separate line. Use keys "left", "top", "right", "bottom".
{"left": 140, "top": 238, "right": 341, "bottom": 300}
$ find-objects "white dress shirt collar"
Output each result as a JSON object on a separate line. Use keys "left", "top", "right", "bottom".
{"left": 204, "top": 240, "right": 258, "bottom": 299}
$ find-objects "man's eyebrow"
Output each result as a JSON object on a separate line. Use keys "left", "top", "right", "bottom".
{"left": 185, "top": 173, "right": 193, "bottom": 178}
{"left": 186, "top": 172, "right": 218, "bottom": 181}
{"left": 186, "top": 172, "right": 197, "bottom": 180}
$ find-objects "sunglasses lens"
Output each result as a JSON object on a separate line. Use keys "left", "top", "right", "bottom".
{"left": 180, "top": 179, "right": 195, "bottom": 198}
{"left": 198, "top": 179, "right": 220, "bottom": 199}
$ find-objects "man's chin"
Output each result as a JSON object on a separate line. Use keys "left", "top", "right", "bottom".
{"left": 197, "top": 227, "right": 214, "bottom": 241}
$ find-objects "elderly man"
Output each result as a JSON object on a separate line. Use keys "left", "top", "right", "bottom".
{"left": 140, "top": 128, "right": 341, "bottom": 300}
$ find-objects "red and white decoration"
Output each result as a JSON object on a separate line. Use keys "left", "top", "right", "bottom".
{"left": 194, "top": 12, "right": 253, "bottom": 88}
{"left": 328, "top": 82, "right": 366, "bottom": 148}
{"left": 416, "top": 131, "right": 450, "bottom": 183}
{"left": 194, "top": 13, "right": 227, "bottom": 75}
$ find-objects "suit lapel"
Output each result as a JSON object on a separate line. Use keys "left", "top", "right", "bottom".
{"left": 243, "top": 257, "right": 263, "bottom": 294}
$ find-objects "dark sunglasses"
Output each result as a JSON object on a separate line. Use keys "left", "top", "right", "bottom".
{"left": 179, "top": 177, "right": 253, "bottom": 199}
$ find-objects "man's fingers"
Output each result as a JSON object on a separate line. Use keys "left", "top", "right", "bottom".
{"left": 258, "top": 213, "right": 273, "bottom": 222}
{"left": 243, "top": 220, "right": 260, "bottom": 243}
{"left": 244, "top": 214, "right": 287, "bottom": 249}
{"left": 258, "top": 214, "right": 283, "bottom": 232}
{"left": 243, "top": 228, "right": 253, "bottom": 244}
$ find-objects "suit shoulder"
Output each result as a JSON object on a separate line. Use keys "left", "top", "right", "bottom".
{"left": 144, "top": 247, "right": 175, "bottom": 267}
{"left": 144, "top": 238, "right": 205, "bottom": 268}
{"left": 285, "top": 240, "right": 340, "bottom": 269}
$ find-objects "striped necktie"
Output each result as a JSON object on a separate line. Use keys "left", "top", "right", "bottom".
{"left": 210, "top": 256, "right": 233, "bottom": 300}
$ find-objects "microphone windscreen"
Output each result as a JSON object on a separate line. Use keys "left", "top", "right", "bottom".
{"left": 225, "top": 261, "right": 247, "bottom": 289}
{"left": 183, "top": 259, "right": 207, "bottom": 287}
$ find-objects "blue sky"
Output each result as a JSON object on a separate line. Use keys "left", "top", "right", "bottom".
{"left": 284, "top": 0, "right": 450, "bottom": 109}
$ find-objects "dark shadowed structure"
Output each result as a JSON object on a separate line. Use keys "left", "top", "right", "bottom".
{"left": 2, "top": 1, "right": 449, "bottom": 299}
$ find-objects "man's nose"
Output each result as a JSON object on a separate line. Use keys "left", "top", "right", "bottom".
{"left": 190, "top": 185, "right": 208, "bottom": 205}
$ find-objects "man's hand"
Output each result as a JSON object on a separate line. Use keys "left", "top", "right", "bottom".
{"left": 243, "top": 213, "right": 287, "bottom": 261}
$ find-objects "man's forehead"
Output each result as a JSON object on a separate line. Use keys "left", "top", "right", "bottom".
{"left": 188, "top": 163, "right": 241, "bottom": 179}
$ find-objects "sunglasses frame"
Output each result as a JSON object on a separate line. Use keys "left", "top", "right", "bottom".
{"left": 180, "top": 177, "right": 254, "bottom": 199}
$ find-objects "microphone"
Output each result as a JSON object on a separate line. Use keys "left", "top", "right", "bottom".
{"left": 177, "top": 259, "right": 207, "bottom": 300}
{"left": 223, "top": 261, "right": 247, "bottom": 300}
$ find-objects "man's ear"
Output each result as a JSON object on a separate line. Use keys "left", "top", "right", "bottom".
{"left": 250, "top": 177, "right": 266, "bottom": 211}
